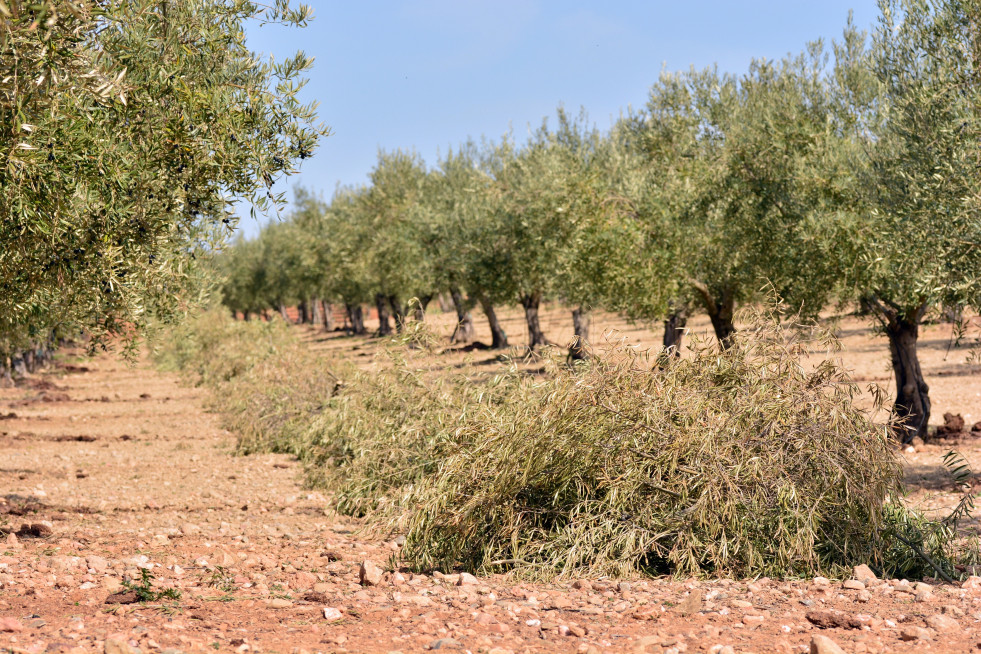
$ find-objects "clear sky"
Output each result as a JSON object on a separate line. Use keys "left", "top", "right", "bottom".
{"left": 240, "top": 1, "right": 881, "bottom": 238}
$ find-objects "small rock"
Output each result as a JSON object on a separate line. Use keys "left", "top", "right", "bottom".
{"left": 104, "top": 591, "right": 139, "bottom": 605}
{"left": 267, "top": 598, "right": 292, "bottom": 609}
{"left": 17, "top": 522, "right": 52, "bottom": 538}
{"left": 0, "top": 617, "right": 24, "bottom": 633}
{"left": 937, "top": 412, "right": 965, "bottom": 436}
{"left": 359, "top": 561, "right": 384, "bottom": 587}
{"left": 843, "top": 579, "right": 865, "bottom": 590}
{"left": 924, "top": 614, "right": 959, "bottom": 632}
{"left": 806, "top": 610, "right": 862, "bottom": 629}
{"left": 428, "top": 638, "right": 462, "bottom": 650}
{"left": 322, "top": 607, "right": 343, "bottom": 622}
{"left": 899, "top": 626, "right": 931, "bottom": 641}
{"left": 853, "top": 564, "right": 877, "bottom": 583}
{"left": 731, "top": 599, "right": 753, "bottom": 609}
{"left": 571, "top": 579, "right": 591, "bottom": 591}
{"left": 708, "top": 646, "right": 735, "bottom": 654}
{"left": 456, "top": 572, "right": 478, "bottom": 586}
{"left": 942, "top": 604, "right": 965, "bottom": 617}
{"left": 961, "top": 576, "right": 981, "bottom": 590}
{"left": 810, "top": 635, "right": 846, "bottom": 654}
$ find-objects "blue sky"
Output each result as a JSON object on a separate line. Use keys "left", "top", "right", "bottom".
{"left": 241, "top": 1, "right": 880, "bottom": 237}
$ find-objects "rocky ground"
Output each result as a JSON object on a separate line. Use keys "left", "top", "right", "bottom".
{"left": 2, "top": 347, "right": 981, "bottom": 654}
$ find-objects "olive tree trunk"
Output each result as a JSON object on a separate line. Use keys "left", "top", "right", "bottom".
{"left": 662, "top": 307, "right": 688, "bottom": 355}
{"left": 568, "top": 306, "right": 590, "bottom": 361}
{"left": 477, "top": 294, "right": 508, "bottom": 349}
{"left": 375, "top": 294, "right": 392, "bottom": 336}
{"left": 691, "top": 280, "right": 735, "bottom": 348}
{"left": 521, "top": 292, "right": 548, "bottom": 349}
{"left": 413, "top": 294, "right": 433, "bottom": 322}
{"left": 346, "top": 303, "right": 366, "bottom": 335}
{"left": 449, "top": 287, "right": 474, "bottom": 344}
{"left": 869, "top": 297, "right": 931, "bottom": 443}
{"left": 389, "top": 295, "right": 407, "bottom": 333}
{"left": 321, "top": 300, "right": 335, "bottom": 332}
{"left": 298, "top": 300, "right": 309, "bottom": 324}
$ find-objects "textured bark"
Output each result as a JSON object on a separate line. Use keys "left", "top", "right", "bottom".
{"left": 449, "top": 287, "right": 474, "bottom": 344}
{"left": 298, "top": 301, "right": 309, "bottom": 324}
{"left": 389, "top": 296, "right": 407, "bottom": 333}
{"left": 242, "top": 310, "right": 251, "bottom": 322}
{"left": 278, "top": 304, "right": 290, "bottom": 322}
{"left": 477, "top": 294, "right": 508, "bottom": 349}
{"left": 888, "top": 319, "right": 930, "bottom": 442}
{"left": 375, "top": 294, "right": 392, "bottom": 336}
{"left": 521, "top": 292, "right": 548, "bottom": 349}
{"left": 662, "top": 308, "right": 688, "bottom": 356}
{"left": 691, "top": 281, "right": 735, "bottom": 349}
{"left": 346, "top": 303, "right": 366, "bottom": 335}
{"left": 568, "top": 306, "right": 590, "bottom": 361}
{"left": 0, "top": 362, "right": 11, "bottom": 388}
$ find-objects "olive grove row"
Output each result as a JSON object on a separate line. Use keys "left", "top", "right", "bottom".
{"left": 221, "top": 3, "right": 981, "bottom": 443}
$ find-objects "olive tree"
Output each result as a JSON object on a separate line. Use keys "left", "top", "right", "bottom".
{"left": 0, "top": 0, "right": 327, "bottom": 360}
{"left": 838, "top": 0, "right": 981, "bottom": 441}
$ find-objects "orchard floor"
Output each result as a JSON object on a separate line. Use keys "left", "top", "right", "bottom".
{"left": 3, "top": 307, "right": 981, "bottom": 653}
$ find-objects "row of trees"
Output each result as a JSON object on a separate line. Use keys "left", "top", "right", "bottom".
{"left": 220, "top": 0, "right": 981, "bottom": 443}
{"left": 0, "top": 0, "right": 327, "bottom": 381}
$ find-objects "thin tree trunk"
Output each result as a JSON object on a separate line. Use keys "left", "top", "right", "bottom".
{"left": 0, "top": 360, "right": 11, "bottom": 388}
{"left": 242, "top": 310, "right": 251, "bottom": 322}
{"left": 321, "top": 300, "right": 335, "bottom": 332}
{"left": 449, "top": 287, "right": 474, "bottom": 344}
{"left": 477, "top": 294, "right": 508, "bottom": 349}
{"left": 388, "top": 295, "right": 407, "bottom": 333}
{"left": 662, "top": 307, "right": 688, "bottom": 356}
{"left": 346, "top": 303, "right": 366, "bottom": 335}
{"left": 521, "top": 292, "right": 548, "bottom": 349}
{"left": 310, "top": 299, "right": 322, "bottom": 326}
{"left": 298, "top": 301, "right": 309, "bottom": 324}
{"left": 375, "top": 294, "right": 392, "bottom": 336}
{"left": 868, "top": 297, "right": 931, "bottom": 443}
{"left": 278, "top": 304, "right": 290, "bottom": 322}
{"left": 691, "top": 280, "right": 735, "bottom": 349}
{"left": 569, "top": 306, "right": 590, "bottom": 361}
{"left": 11, "top": 353, "right": 27, "bottom": 378}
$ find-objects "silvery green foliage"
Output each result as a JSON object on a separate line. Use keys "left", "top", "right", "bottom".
{"left": 0, "top": 0, "right": 327, "bottom": 354}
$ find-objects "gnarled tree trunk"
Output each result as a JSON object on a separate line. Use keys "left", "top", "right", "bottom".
{"left": 477, "top": 294, "right": 508, "bottom": 349}
{"left": 569, "top": 306, "right": 590, "bottom": 361}
{"left": 521, "top": 292, "right": 548, "bottom": 349}
{"left": 662, "top": 306, "right": 688, "bottom": 355}
{"left": 868, "top": 297, "right": 931, "bottom": 443}
{"left": 449, "top": 287, "right": 474, "bottom": 344}
{"left": 375, "top": 294, "right": 392, "bottom": 336}
{"left": 691, "top": 280, "right": 735, "bottom": 349}
{"left": 346, "top": 303, "right": 366, "bottom": 335}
